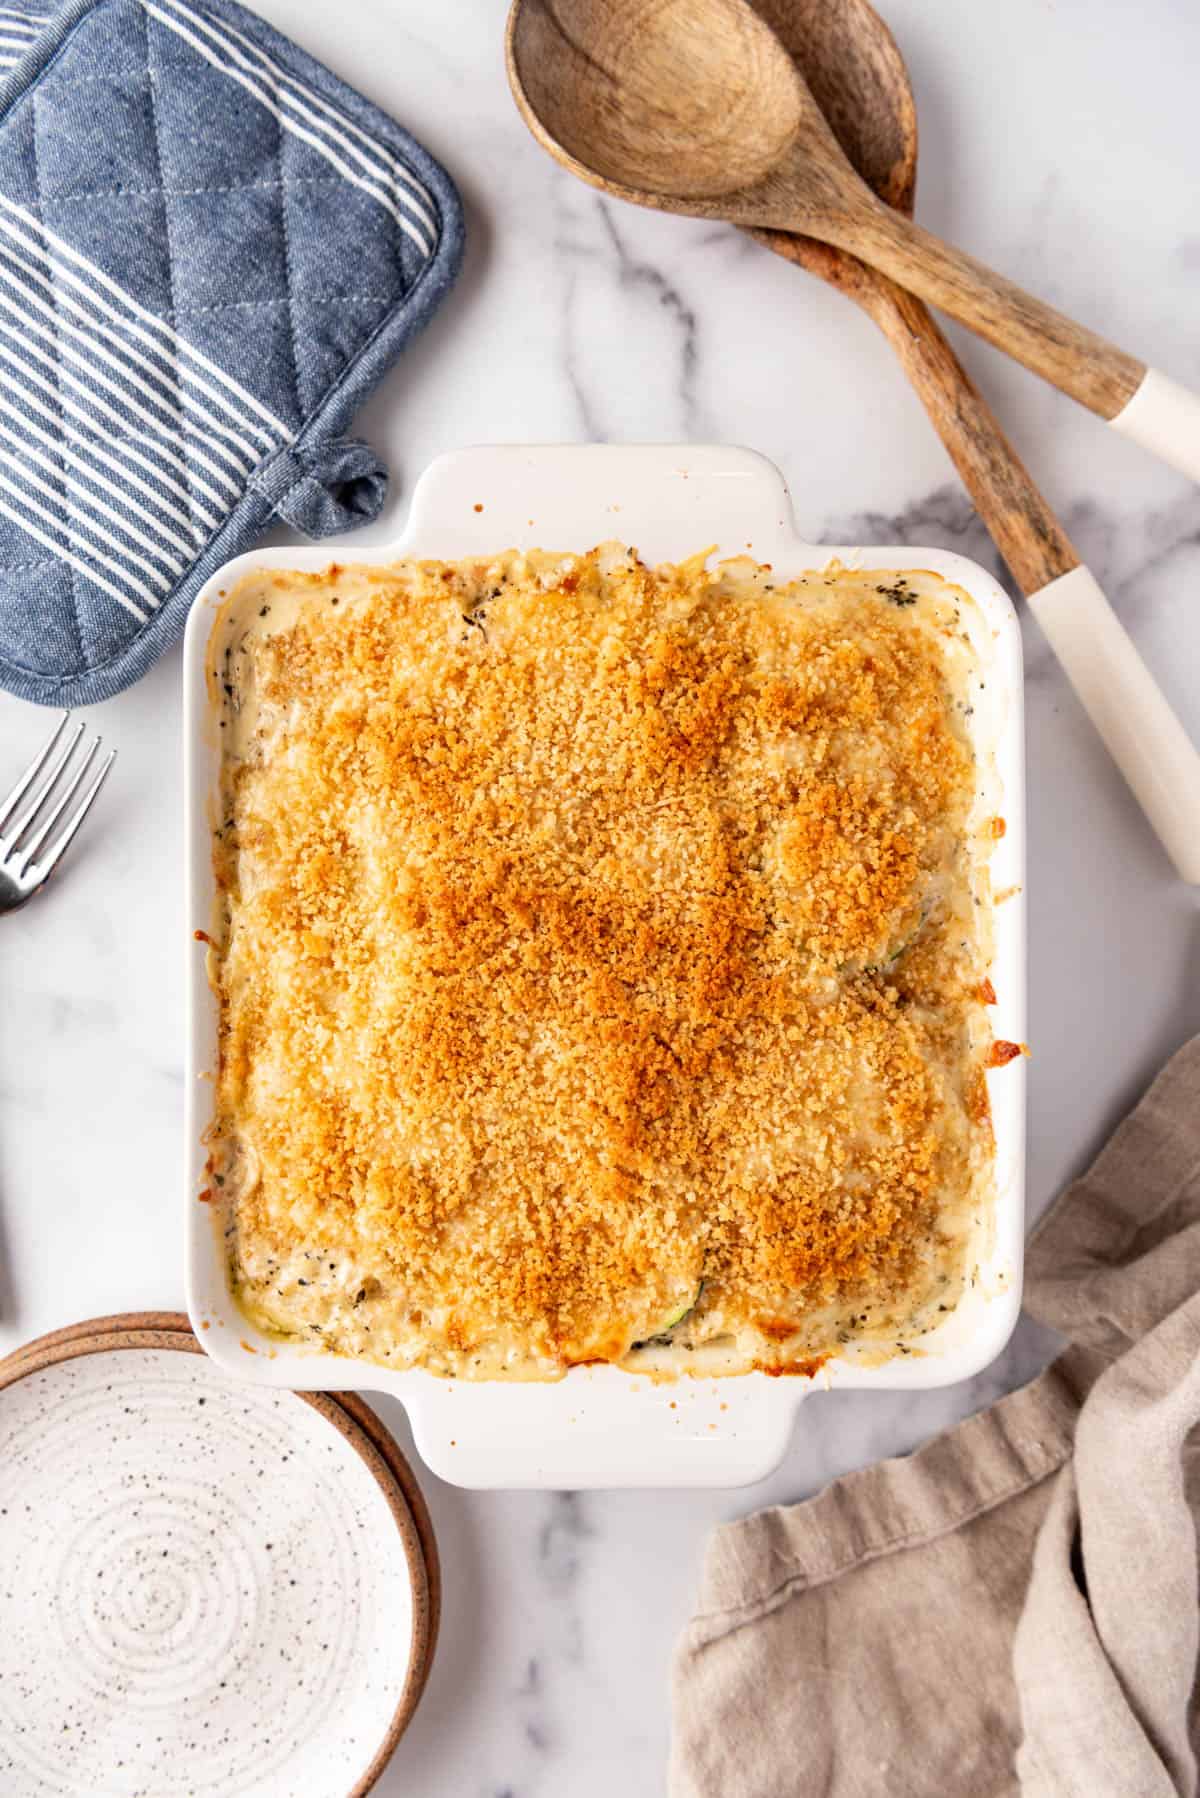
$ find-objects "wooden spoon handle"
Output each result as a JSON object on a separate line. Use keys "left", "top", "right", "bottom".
{"left": 1029, "top": 567, "right": 1200, "bottom": 882}
{"left": 862, "top": 280, "right": 1077, "bottom": 593}
{"left": 847, "top": 204, "right": 1141, "bottom": 416}
{"left": 843, "top": 203, "right": 1200, "bottom": 483}
{"left": 854, "top": 278, "right": 1200, "bottom": 880}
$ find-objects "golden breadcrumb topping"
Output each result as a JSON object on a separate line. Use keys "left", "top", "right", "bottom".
{"left": 208, "top": 546, "right": 997, "bottom": 1380}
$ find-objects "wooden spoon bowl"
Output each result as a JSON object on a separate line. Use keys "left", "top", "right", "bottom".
{"left": 506, "top": 0, "right": 1151, "bottom": 426}
{"left": 750, "top": 0, "right": 913, "bottom": 211}
{"left": 742, "top": 0, "right": 912, "bottom": 297}
{"left": 506, "top": 0, "right": 804, "bottom": 200}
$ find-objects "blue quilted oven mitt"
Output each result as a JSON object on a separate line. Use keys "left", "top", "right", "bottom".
{"left": 0, "top": 0, "right": 463, "bottom": 703}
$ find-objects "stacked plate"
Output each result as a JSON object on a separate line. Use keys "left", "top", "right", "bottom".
{"left": 0, "top": 1313, "right": 438, "bottom": 1798}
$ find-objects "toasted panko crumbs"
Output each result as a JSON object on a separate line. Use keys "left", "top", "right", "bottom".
{"left": 208, "top": 545, "right": 999, "bottom": 1380}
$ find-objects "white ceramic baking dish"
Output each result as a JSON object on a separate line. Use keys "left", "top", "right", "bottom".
{"left": 184, "top": 444, "right": 1026, "bottom": 1490}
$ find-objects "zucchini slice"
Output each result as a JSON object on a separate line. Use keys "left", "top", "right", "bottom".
{"left": 634, "top": 1279, "right": 704, "bottom": 1348}
{"left": 864, "top": 902, "right": 930, "bottom": 975}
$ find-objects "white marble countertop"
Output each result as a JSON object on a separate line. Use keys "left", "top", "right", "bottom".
{"left": 2, "top": 0, "right": 1199, "bottom": 1790}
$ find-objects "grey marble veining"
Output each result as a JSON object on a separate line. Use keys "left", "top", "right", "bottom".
{"left": 1, "top": 1, "right": 1199, "bottom": 1794}
{"left": 555, "top": 189, "right": 705, "bottom": 440}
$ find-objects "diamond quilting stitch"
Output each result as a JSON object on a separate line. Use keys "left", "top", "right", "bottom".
{"left": 0, "top": 0, "right": 462, "bottom": 703}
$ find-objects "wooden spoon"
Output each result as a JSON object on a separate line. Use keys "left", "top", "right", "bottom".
{"left": 506, "top": 0, "right": 1200, "bottom": 488}
{"left": 745, "top": 0, "right": 1074, "bottom": 593}
{"left": 743, "top": 0, "right": 1200, "bottom": 881}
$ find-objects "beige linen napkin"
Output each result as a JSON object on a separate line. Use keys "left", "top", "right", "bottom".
{"left": 671, "top": 1035, "right": 1200, "bottom": 1798}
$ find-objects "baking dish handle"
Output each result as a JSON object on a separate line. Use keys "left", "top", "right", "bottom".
{"left": 399, "top": 1378, "right": 804, "bottom": 1491}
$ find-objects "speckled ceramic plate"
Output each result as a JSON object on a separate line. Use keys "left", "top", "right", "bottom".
{"left": 0, "top": 1316, "right": 437, "bottom": 1797}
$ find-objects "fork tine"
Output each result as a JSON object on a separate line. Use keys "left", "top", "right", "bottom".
{"left": 6, "top": 716, "right": 85, "bottom": 850}
{"left": 0, "top": 710, "right": 70, "bottom": 835}
{"left": 33, "top": 748, "right": 115, "bottom": 880}
{"left": 17, "top": 736, "right": 100, "bottom": 871}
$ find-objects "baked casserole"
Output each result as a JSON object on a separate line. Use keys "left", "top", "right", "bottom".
{"left": 205, "top": 545, "right": 1006, "bottom": 1380}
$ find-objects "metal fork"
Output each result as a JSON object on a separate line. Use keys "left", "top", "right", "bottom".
{"left": 0, "top": 712, "right": 115, "bottom": 912}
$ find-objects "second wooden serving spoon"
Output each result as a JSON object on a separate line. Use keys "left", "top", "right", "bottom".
{"left": 738, "top": 0, "right": 1200, "bottom": 881}
{"left": 506, "top": 0, "right": 1200, "bottom": 488}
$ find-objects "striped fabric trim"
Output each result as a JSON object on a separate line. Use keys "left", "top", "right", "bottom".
{"left": 0, "top": 285, "right": 249, "bottom": 502}
{"left": 0, "top": 391, "right": 191, "bottom": 559}
{"left": 0, "top": 255, "right": 266, "bottom": 477}
{"left": 0, "top": 195, "right": 290, "bottom": 619}
{"left": 0, "top": 8, "right": 41, "bottom": 68}
{"left": 0, "top": 197, "right": 286, "bottom": 436}
{"left": 0, "top": 478, "right": 151, "bottom": 620}
{"left": 0, "top": 328, "right": 226, "bottom": 532}
{"left": 200, "top": 4, "right": 438, "bottom": 237}
{"left": 0, "top": 211, "right": 282, "bottom": 450}
{"left": 142, "top": 0, "right": 438, "bottom": 258}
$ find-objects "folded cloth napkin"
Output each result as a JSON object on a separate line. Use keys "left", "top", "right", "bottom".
{"left": 671, "top": 1035, "right": 1200, "bottom": 1798}
{"left": 0, "top": 0, "right": 462, "bottom": 705}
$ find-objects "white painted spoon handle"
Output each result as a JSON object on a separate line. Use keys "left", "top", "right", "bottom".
{"left": 1027, "top": 565, "right": 1200, "bottom": 882}
{"left": 1110, "top": 369, "right": 1200, "bottom": 486}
